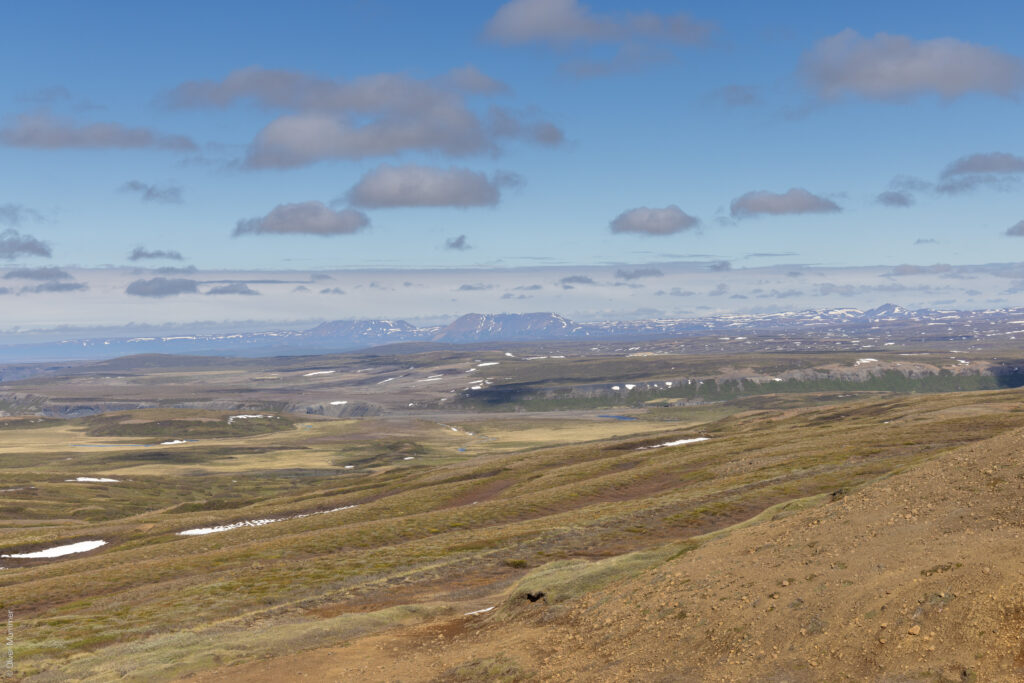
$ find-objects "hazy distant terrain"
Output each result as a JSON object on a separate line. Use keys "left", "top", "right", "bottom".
{"left": 3, "top": 314, "right": 1024, "bottom": 420}
{"left": 4, "top": 304, "right": 1024, "bottom": 363}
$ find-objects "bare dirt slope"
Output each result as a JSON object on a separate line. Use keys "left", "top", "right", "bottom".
{"left": 186, "top": 426, "right": 1024, "bottom": 682}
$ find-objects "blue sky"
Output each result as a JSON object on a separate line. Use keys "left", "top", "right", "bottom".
{"left": 1, "top": 0, "right": 1023, "bottom": 330}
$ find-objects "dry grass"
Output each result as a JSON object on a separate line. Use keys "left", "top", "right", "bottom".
{"left": 5, "top": 384, "right": 1024, "bottom": 679}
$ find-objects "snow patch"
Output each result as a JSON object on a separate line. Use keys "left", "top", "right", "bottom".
{"left": 464, "top": 606, "right": 495, "bottom": 616}
{"left": 65, "top": 477, "right": 120, "bottom": 483}
{"left": 303, "top": 370, "right": 336, "bottom": 377}
{"left": 2, "top": 540, "right": 106, "bottom": 559}
{"left": 177, "top": 505, "right": 357, "bottom": 536}
{"left": 227, "top": 414, "right": 275, "bottom": 424}
{"left": 638, "top": 437, "right": 709, "bottom": 450}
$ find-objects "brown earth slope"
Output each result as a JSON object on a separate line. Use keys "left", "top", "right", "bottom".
{"left": 188, "top": 424, "right": 1024, "bottom": 682}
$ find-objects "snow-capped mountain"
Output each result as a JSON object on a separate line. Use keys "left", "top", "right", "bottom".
{"left": 864, "top": 303, "right": 914, "bottom": 321}
{"left": 305, "top": 319, "right": 422, "bottom": 340}
{"left": 1, "top": 305, "right": 1022, "bottom": 362}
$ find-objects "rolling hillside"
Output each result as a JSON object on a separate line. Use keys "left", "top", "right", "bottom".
{"left": 4, "top": 384, "right": 1024, "bottom": 680}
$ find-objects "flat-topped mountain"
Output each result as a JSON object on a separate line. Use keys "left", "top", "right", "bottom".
{"left": 433, "top": 312, "right": 584, "bottom": 343}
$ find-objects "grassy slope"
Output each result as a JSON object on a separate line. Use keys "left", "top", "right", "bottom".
{"left": 3, "top": 388, "right": 1024, "bottom": 679}
{"left": 189, "top": 409, "right": 1024, "bottom": 683}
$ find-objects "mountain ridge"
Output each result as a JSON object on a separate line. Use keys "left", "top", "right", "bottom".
{"left": 1, "top": 304, "right": 1021, "bottom": 362}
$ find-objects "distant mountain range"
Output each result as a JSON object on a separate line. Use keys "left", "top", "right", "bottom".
{"left": 0, "top": 304, "right": 1017, "bottom": 363}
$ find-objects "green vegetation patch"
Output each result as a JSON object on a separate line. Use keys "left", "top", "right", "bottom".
{"left": 439, "top": 654, "right": 534, "bottom": 682}
{"left": 83, "top": 411, "right": 294, "bottom": 440}
{"left": 0, "top": 417, "right": 63, "bottom": 431}
{"left": 27, "top": 604, "right": 442, "bottom": 682}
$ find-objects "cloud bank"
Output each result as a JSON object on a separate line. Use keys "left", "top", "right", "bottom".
{"left": 206, "top": 283, "right": 260, "bottom": 295}
{"left": 615, "top": 267, "right": 663, "bottom": 280}
{"left": 125, "top": 277, "right": 199, "bottom": 297}
{"left": 20, "top": 281, "right": 87, "bottom": 294}
{"left": 3, "top": 267, "right": 71, "bottom": 280}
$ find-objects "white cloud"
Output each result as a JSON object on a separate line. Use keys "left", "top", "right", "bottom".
{"left": 730, "top": 188, "right": 840, "bottom": 218}
{"left": 936, "top": 152, "right": 1024, "bottom": 194}
{"left": 206, "top": 283, "right": 260, "bottom": 295}
{"left": 0, "top": 230, "right": 51, "bottom": 259}
{"left": 876, "top": 190, "right": 913, "bottom": 207}
{"left": 610, "top": 205, "right": 699, "bottom": 235}
{"left": 0, "top": 204, "right": 43, "bottom": 227}
{"left": 0, "top": 113, "right": 196, "bottom": 150}
{"left": 443, "top": 65, "right": 509, "bottom": 94}
{"left": 485, "top": 0, "right": 709, "bottom": 46}
{"left": 347, "top": 165, "right": 519, "bottom": 208}
{"left": 446, "top": 235, "right": 471, "bottom": 250}
{"left": 129, "top": 247, "right": 184, "bottom": 261}
{"left": 3, "top": 267, "right": 71, "bottom": 281}
{"left": 167, "top": 67, "right": 561, "bottom": 168}
{"left": 120, "top": 181, "right": 183, "bottom": 204}
{"left": 234, "top": 201, "right": 370, "bottom": 237}
{"left": 803, "top": 29, "right": 1024, "bottom": 100}
{"left": 125, "top": 277, "right": 198, "bottom": 297}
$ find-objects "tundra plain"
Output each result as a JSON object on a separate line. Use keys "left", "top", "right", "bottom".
{"left": 2, "top": 343, "right": 1024, "bottom": 680}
